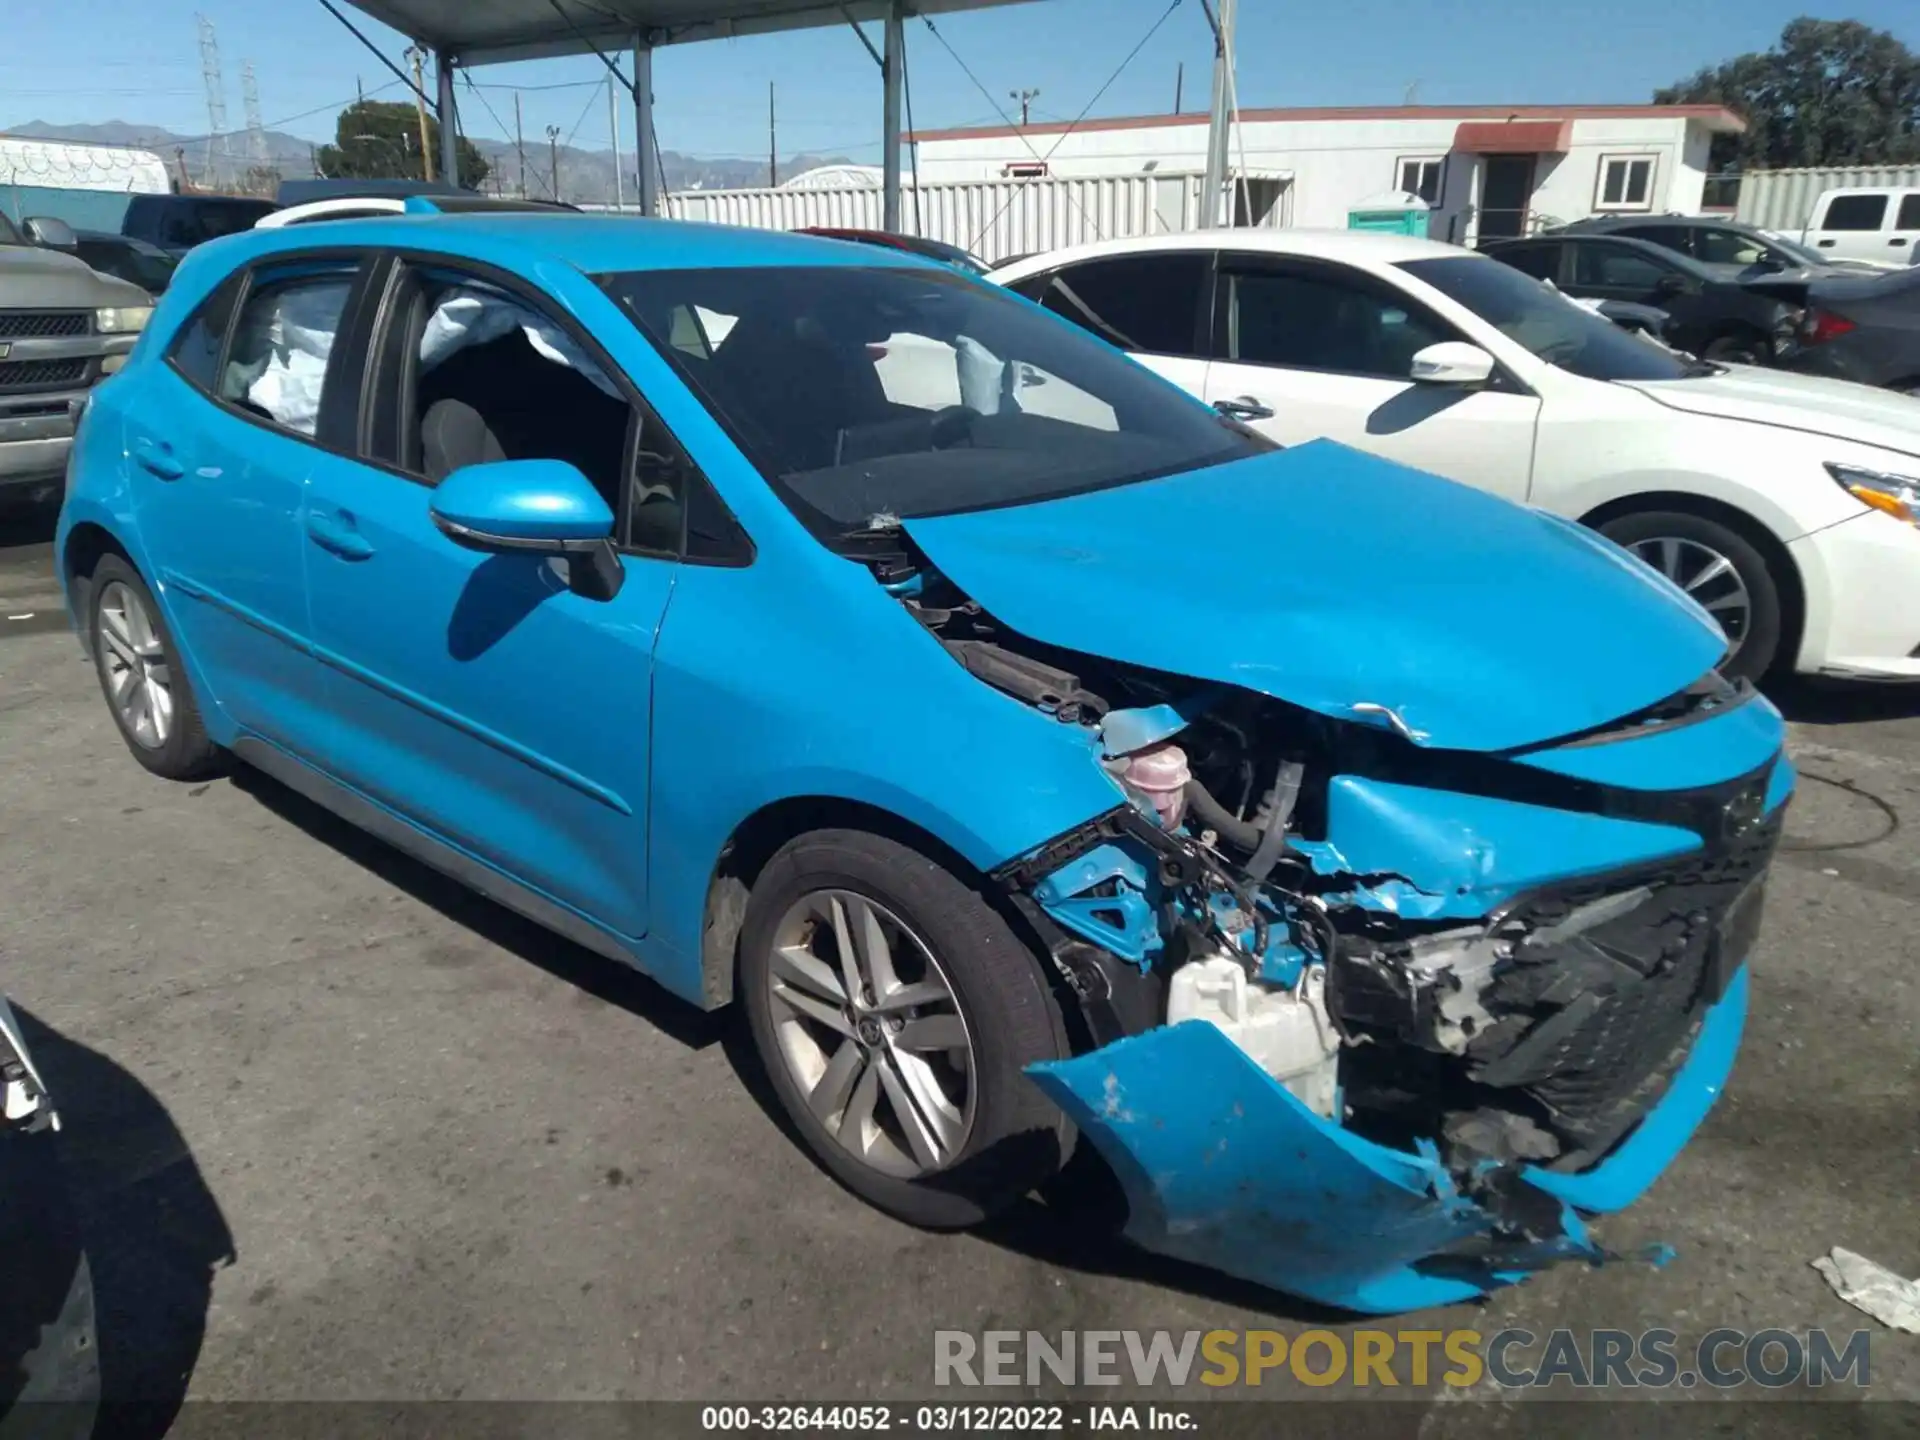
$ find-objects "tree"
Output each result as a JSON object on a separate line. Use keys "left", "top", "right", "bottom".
{"left": 315, "top": 99, "right": 490, "bottom": 189}
{"left": 1656, "top": 17, "right": 1920, "bottom": 172}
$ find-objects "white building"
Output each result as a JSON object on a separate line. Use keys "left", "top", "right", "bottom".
{"left": 908, "top": 103, "right": 1744, "bottom": 245}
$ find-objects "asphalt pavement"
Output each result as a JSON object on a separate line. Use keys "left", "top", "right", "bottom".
{"left": 1, "top": 502, "right": 1915, "bottom": 1432}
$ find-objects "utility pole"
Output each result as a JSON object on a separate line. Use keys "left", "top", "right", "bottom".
{"left": 196, "top": 14, "right": 229, "bottom": 188}
{"left": 1174, "top": 62, "right": 1183, "bottom": 114}
{"left": 768, "top": 83, "right": 777, "bottom": 187}
{"left": 514, "top": 91, "right": 526, "bottom": 198}
{"left": 1010, "top": 88, "right": 1039, "bottom": 127}
{"left": 546, "top": 124, "right": 561, "bottom": 202}
{"left": 407, "top": 45, "right": 435, "bottom": 181}
{"left": 1200, "top": 0, "right": 1236, "bottom": 227}
{"left": 609, "top": 73, "right": 624, "bottom": 209}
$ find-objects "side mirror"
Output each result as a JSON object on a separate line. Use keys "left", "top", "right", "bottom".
{"left": 429, "top": 459, "right": 624, "bottom": 598}
{"left": 24, "top": 216, "right": 78, "bottom": 250}
{"left": 1408, "top": 341, "right": 1495, "bottom": 387}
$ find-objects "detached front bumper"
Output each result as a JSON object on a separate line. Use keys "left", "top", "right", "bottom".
{"left": 1028, "top": 964, "right": 1747, "bottom": 1315}
{"left": 0, "top": 397, "right": 84, "bottom": 491}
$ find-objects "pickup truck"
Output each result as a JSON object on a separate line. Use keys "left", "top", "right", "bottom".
{"left": 0, "top": 213, "right": 151, "bottom": 507}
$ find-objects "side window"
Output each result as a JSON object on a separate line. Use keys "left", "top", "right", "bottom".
{"left": 1821, "top": 195, "right": 1888, "bottom": 231}
{"left": 1616, "top": 225, "right": 1692, "bottom": 256}
{"left": 1693, "top": 229, "right": 1770, "bottom": 266}
{"left": 1896, "top": 194, "right": 1920, "bottom": 231}
{"left": 1574, "top": 244, "right": 1672, "bottom": 290}
{"left": 372, "top": 262, "right": 730, "bottom": 561}
{"left": 217, "top": 263, "right": 359, "bottom": 437}
{"left": 1029, "top": 253, "right": 1208, "bottom": 356}
{"left": 1225, "top": 266, "right": 1452, "bottom": 379}
{"left": 1490, "top": 243, "right": 1560, "bottom": 281}
{"left": 165, "top": 273, "right": 244, "bottom": 393}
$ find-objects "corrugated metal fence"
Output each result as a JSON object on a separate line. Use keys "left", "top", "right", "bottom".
{"left": 1734, "top": 165, "right": 1920, "bottom": 231}
{"left": 602, "top": 171, "right": 1288, "bottom": 265}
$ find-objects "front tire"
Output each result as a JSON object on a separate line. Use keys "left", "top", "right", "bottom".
{"left": 1599, "top": 509, "right": 1786, "bottom": 681}
{"left": 86, "top": 554, "right": 222, "bottom": 780}
{"left": 739, "top": 828, "right": 1070, "bottom": 1229}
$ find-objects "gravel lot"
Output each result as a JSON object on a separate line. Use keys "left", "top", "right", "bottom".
{"left": 2, "top": 507, "right": 1916, "bottom": 1434}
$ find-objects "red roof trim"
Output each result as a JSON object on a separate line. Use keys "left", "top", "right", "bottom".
{"left": 908, "top": 103, "right": 1744, "bottom": 144}
{"left": 1453, "top": 118, "right": 1572, "bottom": 152}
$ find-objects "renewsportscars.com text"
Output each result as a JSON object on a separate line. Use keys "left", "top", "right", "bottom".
{"left": 934, "top": 1328, "right": 1873, "bottom": 1390}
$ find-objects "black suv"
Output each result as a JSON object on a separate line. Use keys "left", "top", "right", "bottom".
{"left": 119, "top": 194, "right": 276, "bottom": 258}
{"left": 1480, "top": 232, "right": 1798, "bottom": 365}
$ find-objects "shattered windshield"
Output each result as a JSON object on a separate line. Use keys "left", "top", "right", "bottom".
{"left": 1399, "top": 255, "right": 1694, "bottom": 383}
{"left": 603, "top": 264, "right": 1263, "bottom": 537}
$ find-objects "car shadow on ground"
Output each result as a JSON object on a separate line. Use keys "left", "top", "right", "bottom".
{"left": 2, "top": 1007, "right": 233, "bottom": 1440}
{"left": 226, "top": 765, "right": 726, "bottom": 1053}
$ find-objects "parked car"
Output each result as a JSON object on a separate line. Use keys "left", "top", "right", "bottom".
{"left": 1481, "top": 231, "right": 1798, "bottom": 365}
{"left": 1795, "top": 187, "right": 1920, "bottom": 267}
{"left": 1551, "top": 213, "right": 1887, "bottom": 277}
{"left": 990, "top": 230, "right": 1920, "bottom": 683}
{"left": 58, "top": 213, "right": 1792, "bottom": 1314}
{"left": 0, "top": 212, "right": 154, "bottom": 508}
{"left": 797, "top": 227, "right": 991, "bottom": 275}
{"left": 1, "top": 991, "right": 100, "bottom": 1426}
{"left": 119, "top": 193, "right": 276, "bottom": 258}
{"left": 1741, "top": 264, "right": 1920, "bottom": 396}
{"left": 71, "top": 229, "right": 178, "bottom": 296}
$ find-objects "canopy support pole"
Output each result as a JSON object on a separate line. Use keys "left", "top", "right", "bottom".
{"left": 882, "top": 0, "right": 904, "bottom": 231}
{"left": 435, "top": 49, "right": 459, "bottom": 186}
{"left": 635, "top": 34, "right": 659, "bottom": 215}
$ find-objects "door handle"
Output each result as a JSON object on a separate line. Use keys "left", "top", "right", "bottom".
{"left": 1213, "top": 395, "right": 1276, "bottom": 422}
{"left": 1891, "top": 237, "right": 1909, "bottom": 247}
{"left": 1817, "top": 238, "right": 1836, "bottom": 247}
{"left": 131, "top": 436, "right": 184, "bottom": 480}
{"left": 305, "top": 510, "right": 375, "bottom": 561}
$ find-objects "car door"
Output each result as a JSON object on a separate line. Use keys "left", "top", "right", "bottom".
{"left": 1806, "top": 193, "right": 1891, "bottom": 264}
{"left": 119, "top": 254, "right": 366, "bottom": 755}
{"left": 1005, "top": 251, "right": 1213, "bottom": 403}
{"left": 1201, "top": 252, "right": 1541, "bottom": 503}
{"left": 300, "top": 253, "right": 684, "bottom": 940}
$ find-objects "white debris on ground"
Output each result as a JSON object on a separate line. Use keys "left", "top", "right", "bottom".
{"left": 1813, "top": 1247, "right": 1920, "bottom": 1334}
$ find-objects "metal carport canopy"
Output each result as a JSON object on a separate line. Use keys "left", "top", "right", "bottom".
{"left": 334, "top": 0, "right": 1044, "bottom": 226}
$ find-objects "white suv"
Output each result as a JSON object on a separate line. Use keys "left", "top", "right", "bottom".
{"left": 989, "top": 231, "right": 1920, "bottom": 682}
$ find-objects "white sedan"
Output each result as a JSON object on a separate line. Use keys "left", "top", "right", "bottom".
{"left": 989, "top": 231, "right": 1920, "bottom": 683}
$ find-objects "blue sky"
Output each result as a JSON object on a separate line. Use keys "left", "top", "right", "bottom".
{"left": 4, "top": 1, "right": 1917, "bottom": 160}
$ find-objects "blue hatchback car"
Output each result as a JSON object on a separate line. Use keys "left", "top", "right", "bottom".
{"left": 57, "top": 208, "right": 1791, "bottom": 1313}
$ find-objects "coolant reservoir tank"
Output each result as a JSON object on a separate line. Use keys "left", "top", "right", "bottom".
{"left": 1118, "top": 743, "right": 1190, "bottom": 828}
{"left": 1167, "top": 955, "right": 1341, "bottom": 1118}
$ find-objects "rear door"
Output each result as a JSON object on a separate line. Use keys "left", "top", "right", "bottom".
{"left": 1200, "top": 251, "right": 1540, "bottom": 502}
{"left": 1893, "top": 193, "right": 1920, "bottom": 264}
{"left": 118, "top": 253, "right": 368, "bottom": 756}
{"left": 1004, "top": 251, "right": 1214, "bottom": 404}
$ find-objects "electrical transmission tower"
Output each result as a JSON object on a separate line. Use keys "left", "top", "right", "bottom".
{"left": 242, "top": 61, "right": 269, "bottom": 165}
{"left": 197, "top": 14, "right": 230, "bottom": 187}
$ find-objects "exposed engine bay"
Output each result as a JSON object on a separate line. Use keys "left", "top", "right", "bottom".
{"left": 858, "top": 523, "right": 1783, "bottom": 1290}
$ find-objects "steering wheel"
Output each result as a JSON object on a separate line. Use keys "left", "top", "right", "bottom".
{"left": 928, "top": 404, "right": 981, "bottom": 450}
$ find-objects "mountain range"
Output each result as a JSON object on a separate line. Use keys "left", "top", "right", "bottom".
{"left": 4, "top": 119, "right": 857, "bottom": 200}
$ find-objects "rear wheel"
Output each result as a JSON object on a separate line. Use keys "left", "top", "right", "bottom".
{"left": 86, "top": 554, "right": 222, "bottom": 780}
{"left": 1599, "top": 509, "right": 1785, "bottom": 681}
{"left": 739, "top": 828, "right": 1071, "bottom": 1229}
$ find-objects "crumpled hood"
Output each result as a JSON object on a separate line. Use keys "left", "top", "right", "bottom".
{"left": 1619, "top": 367, "right": 1920, "bottom": 460}
{"left": 903, "top": 441, "right": 1728, "bottom": 753}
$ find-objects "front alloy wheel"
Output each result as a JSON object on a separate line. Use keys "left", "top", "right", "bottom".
{"left": 85, "top": 553, "right": 222, "bottom": 780}
{"left": 1626, "top": 535, "right": 1753, "bottom": 659}
{"left": 739, "top": 829, "right": 1071, "bottom": 1229}
{"left": 765, "top": 889, "right": 975, "bottom": 1178}
{"left": 1600, "top": 509, "right": 1785, "bottom": 681}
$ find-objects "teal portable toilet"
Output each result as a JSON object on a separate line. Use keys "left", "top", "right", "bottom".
{"left": 1347, "top": 189, "right": 1430, "bottom": 238}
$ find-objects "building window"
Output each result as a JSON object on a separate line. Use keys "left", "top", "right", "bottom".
{"left": 1595, "top": 155, "right": 1657, "bottom": 211}
{"left": 1397, "top": 156, "right": 1445, "bottom": 205}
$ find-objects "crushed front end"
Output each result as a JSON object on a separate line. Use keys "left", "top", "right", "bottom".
{"left": 867, "top": 513, "right": 1792, "bottom": 1313}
